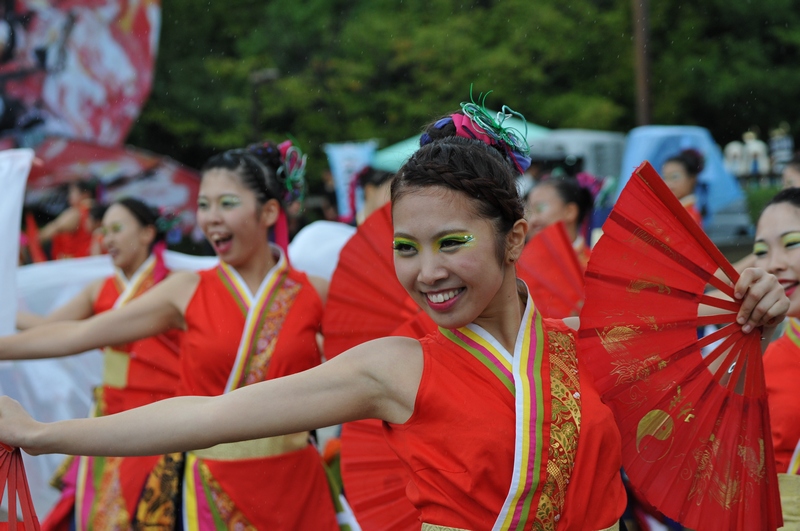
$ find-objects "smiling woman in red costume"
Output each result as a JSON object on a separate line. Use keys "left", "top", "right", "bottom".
{"left": 753, "top": 188, "right": 800, "bottom": 527}
{"left": 13, "top": 197, "right": 181, "bottom": 531}
{"left": 0, "top": 141, "right": 340, "bottom": 530}
{"left": 0, "top": 137, "right": 787, "bottom": 531}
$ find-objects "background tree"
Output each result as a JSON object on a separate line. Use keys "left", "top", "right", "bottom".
{"left": 127, "top": 0, "right": 800, "bottom": 188}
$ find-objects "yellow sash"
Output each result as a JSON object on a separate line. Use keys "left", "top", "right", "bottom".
{"left": 190, "top": 432, "right": 309, "bottom": 461}
{"left": 98, "top": 256, "right": 157, "bottom": 392}
{"left": 779, "top": 473, "right": 800, "bottom": 530}
{"left": 101, "top": 348, "right": 129, "bottom": 389}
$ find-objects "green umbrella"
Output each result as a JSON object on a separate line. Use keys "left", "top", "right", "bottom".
{"left": 372, "top": 115, "right": 550, "bottom": 173}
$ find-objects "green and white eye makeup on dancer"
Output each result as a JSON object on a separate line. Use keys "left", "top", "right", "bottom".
{"left": 393, "top": 233, "right": 476, "bottom": 256}
{"left": 434, "top": 232, "right": 475, "bottom": 252}
{"left": 198, "top": 194, "right": 243, "bottom": 211}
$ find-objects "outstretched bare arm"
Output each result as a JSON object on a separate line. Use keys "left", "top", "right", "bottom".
{"left": 0, "top": 271, "right": 198, "bottom": 360}
{"left": 0, "top": 337, "right": 423, "bottom": 457}
{"left": 16, "top": 279, "right": 104, "bottom": 330}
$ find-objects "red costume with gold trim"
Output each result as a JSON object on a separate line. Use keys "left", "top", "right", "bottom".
{"left": 94, "top": 277, "right": 181, "bottom": 414}
{"left": 764, "top": 327, "right": 800, "bottom": 474}
{"left": 136, "top": 264, "right": 339, "bottom": 530}
{"left": 383, "top": 317, "right": 626, "bottom": 531}
{"left": 764, "top": 320, "right": 800, "bottom": 526}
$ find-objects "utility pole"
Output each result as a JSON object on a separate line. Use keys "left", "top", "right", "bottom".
{"left": 632, "top": 0, "right": 651, "bottom": 126}
{"left": 250, "top": 68, "right": 280, "bottom": 142}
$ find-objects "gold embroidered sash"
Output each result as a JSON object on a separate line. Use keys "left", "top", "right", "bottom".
{"left": 218, "top": 249, "right": 299, "bottom": 392}
{"left": 439, "top": 290, "right": 582, "bottom": 530}
{"left": 534, "top": 329, "right": 582, "bottom": 528}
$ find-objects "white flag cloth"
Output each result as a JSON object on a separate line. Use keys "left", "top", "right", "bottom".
{"left": 288, "top": 220, "right": 356, "bottom": 281}
{"left": 0, "top": 149, "right": 34, "bottom": 336}
{"left": 0, "top": 148, "right": 34, "bottom": 512}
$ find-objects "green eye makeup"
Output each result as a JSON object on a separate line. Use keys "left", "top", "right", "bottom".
{"left": 752, "top": 242, "right": 768, "bottom": 256}
{"left": 392, "top": 238, "right": 420, "bottom": 252}
{"left": 435, "top": 233, "right": 475, "bottom": 251}
{"left": 101, "top": 222, "right": 124, "bottom": 236}
{"left": 220, "top": 195, "right": 242, "bottom": 207}
{"left": 781, "top": 232, "right": 800, "bottom": 248}
{"left": 532, "top": 203, "right": 550, "bottom": 215}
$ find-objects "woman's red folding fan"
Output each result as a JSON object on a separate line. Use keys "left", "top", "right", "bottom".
{"left": 0, "top": 444, "right": 40, "bottom": 531}
{"left": 578, "top": 161, "right": 782, "bottom": 530}
{"left": 322, "top": 203, "right": 434, "bottom": 358}
{"left": 517, "top": 221, "right": 585, "bottom": 318}
{"left": 323, "top": 203, "right": 433, "bottom": 530}
{"left": 339, "top": 419, "right": 421, "bottom": 531}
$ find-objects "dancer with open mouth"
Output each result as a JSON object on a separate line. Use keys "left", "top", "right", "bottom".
{"left": 0, "top": 141, "right": 341, "bottom": 530}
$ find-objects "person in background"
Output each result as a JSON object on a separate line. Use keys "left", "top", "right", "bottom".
{"left": 287, "top": 166, "right": 393, "bottom": 280}
{"left": 728, "top": 151, "right": 800, "bottom": 276}
{"left": 781, "top": 152, "right": 800, "bottom": 190}
{"left": 769, "top": 122, "right": 794, "bottom": 177}
{"left": 355, "top": 166, "right": 393, "bottom": 225}
{"left": 87, "top": 202, "right": 108, "bottom": 255}
{"left": 661, "top": 148, "right": 705, "bottom": 227}
{"left": 525, "top": 177, "right": 594, "bottom": 266}
{"left": 14, "top": 197, "right": 182, "bottom": 531}
{"left": 321, "top": 169, "right": 340, "bottom": 221}
{"left": 39, "top": 181, "right": 95, "bottom": 259}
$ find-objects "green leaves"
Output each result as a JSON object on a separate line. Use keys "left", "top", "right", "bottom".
{"left": 128, "top": 0, "right": 800, "bottom": 185}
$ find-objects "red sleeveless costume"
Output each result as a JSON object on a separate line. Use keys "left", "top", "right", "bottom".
{"left": 764, "top": 322, "right": 800, "bottom": 526}
{"left": 764, "top": 333, "right": 800, "bottom": 474}
{"left": 383, "top": 319, "right": 626, "bottom": 531}
{"left": 136, "top": 266, "right": 339, "bottom": 530}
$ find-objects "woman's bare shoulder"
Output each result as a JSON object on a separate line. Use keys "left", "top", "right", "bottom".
{"left": 333, "top": 336, "right": 425, "bottom": 423}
